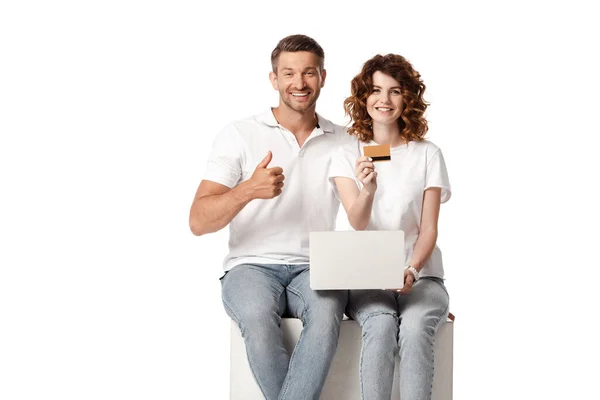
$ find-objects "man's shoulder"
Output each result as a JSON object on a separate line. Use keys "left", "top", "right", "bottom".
{"left": 315, "top": 113, "right": 352, "bottom": 140}
{"left": 331, "top": 123, "right": 351, "bottom": 138}
{"left": 236, "top": 110, "right": 275, "bottom": 126}
{"left": 221, "top": 110, "right": 276, "bottom": 136}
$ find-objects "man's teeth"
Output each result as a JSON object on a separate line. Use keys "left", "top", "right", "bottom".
{"left": 292, "top": 93, "right": 308, "bottom": 97}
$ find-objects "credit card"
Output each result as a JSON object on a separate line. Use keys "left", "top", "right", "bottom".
{"left": 363, "top": 144, "right": 391, "bottom": 162}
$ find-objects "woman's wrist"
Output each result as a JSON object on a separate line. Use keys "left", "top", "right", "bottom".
{"left": 404, "top": 265, "right": 420, "bottom": 281}
{"left": 359, "top": 185, "right": 376, "bottom": 197}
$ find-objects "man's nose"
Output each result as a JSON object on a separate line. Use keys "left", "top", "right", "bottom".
{"left": 293, "top": 73, "right": 305, "bottom": 89}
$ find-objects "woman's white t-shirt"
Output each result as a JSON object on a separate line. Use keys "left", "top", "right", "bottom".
{"left": 328, "top": 138, "right": 451, "bottom": 279}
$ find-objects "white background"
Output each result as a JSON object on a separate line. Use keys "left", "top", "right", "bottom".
{"left": 1, "top": 1, "right": 599, "bottom": 399}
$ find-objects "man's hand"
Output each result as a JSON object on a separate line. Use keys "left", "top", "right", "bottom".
{"left": 248, "top": 151, "right": 285, "bottom": 199}
{"left": 354, "top": 156, "right": 377, "bottom": 194}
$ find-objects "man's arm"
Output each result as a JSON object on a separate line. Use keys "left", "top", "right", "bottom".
{"left": 189, "top": 151, "right": 284, "bottom": 236}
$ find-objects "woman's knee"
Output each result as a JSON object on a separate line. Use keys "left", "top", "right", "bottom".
{"left": 399, "top": 313, "right": 442, "bottom": 344}
{"left": 362, "top": 312, "right": 398, "bottom": 340}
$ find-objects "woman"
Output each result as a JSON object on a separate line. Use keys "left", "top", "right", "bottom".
{"left": 329, "top": 54, "right": 451, "bottom": 400}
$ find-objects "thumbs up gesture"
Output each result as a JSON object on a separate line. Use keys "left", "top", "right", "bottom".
{"left": 249, "top": 151, "right": 285, "bottom": 199}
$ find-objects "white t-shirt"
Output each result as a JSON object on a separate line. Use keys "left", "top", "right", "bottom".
{"left": 204, "top": 109, "right": 352, "bottom": 271}
{"left": 328, "top": 138, "right": 451, "bottom": 279}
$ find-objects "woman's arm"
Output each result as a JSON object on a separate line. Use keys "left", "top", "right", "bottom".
{"left": 398, "top": 187, "right": 442, "bottom": 294}
{"left": 409, "top": 187, "right": 442, "bottom": 271}
{"left": 334, "top": 177, "right": 375, "bottom": 230}
{"left": 333, "top": 156, "right": 377, "bottom": 230}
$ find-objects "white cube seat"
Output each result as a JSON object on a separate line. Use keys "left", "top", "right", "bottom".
{"left": 230, "top": 317, "right": 453, "bottom": 399}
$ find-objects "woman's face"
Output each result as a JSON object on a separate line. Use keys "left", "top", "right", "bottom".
{"left": 366, "top": 71, "right": 405, "bottom": 127}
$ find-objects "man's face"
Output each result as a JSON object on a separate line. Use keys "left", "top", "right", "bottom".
{"left": 269, "top": 51, "right": 326, "bottom": 114}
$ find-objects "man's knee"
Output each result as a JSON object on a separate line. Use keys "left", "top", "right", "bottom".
{"left": 308, "top": 295, "right": 346, "bottom": 325}
{"left": 225, "top": 296, "right": 282, "bottom": 329}
{"left": 301, "top": 291, "right": 346, "bottom": 328}
{"left": 316, "top": 289, "right": 348, "bottom": 312}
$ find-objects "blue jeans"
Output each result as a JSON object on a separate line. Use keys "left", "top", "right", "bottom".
{"left": 346, "top": 278, "right": 449, "bottom": 400}
{"left": 221, "top": 263, "right": 347, "bottom": 400}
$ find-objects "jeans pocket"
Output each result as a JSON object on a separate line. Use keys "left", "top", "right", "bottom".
{"left": 423, "top": 276, "right": 448, "bottom": 293}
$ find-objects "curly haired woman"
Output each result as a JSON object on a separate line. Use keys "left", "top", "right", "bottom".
{"left": 329, "top": 54, "right": 452, "bottom": 400}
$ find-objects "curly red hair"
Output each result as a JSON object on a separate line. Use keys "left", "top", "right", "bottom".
{"left": 344, "top": 54, "right": 429, "bottom": 143}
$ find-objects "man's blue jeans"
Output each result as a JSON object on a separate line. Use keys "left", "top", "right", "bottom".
{"left": 221, "top": 263, "right": 347, "bottom": 400}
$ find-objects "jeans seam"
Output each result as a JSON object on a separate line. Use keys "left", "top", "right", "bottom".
{"left": 359, "top": 345, "right": 365, "bottom": 400}
{"left": 358, "top": 310, "right": 398, "bottom": 325}
{"left": 278, "top": 285, "right": 306, "bottom": 399}
{"left": 428, "top": 302, "right": 450, "bottom": 399}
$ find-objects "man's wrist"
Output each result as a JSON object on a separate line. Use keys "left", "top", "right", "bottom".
{"left": 234, "top": 180, "right": 257, "bottom": 203}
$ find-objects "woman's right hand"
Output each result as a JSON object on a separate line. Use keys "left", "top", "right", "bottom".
{"left": 354, "top": 156, "right": 377, "bottom": 194}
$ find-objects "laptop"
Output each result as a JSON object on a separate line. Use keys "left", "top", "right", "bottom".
{"left": 309, "top": 230, "right": 405, "bottom": 290}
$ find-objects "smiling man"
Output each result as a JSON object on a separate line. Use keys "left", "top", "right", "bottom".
{"left": 189, "top": 35, "right": 350, "bottom": 400}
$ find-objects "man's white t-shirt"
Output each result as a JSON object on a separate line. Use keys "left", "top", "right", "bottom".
{"left": 328, "top": 138, "right": 451, "bottom": 279}
{"left": 204, "top": 109, "right": 351, "bottom": 271}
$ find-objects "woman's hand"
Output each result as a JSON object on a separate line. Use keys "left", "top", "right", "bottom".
{"left": 354, "top": 156, "right": 377, "bottom": 194}
{"left": 397, "top": 269, "right": 415, "bottom": 295}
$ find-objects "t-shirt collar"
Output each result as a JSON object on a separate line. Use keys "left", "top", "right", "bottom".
{"left": 258, "top": 109, "right": 334, "bottom": 134}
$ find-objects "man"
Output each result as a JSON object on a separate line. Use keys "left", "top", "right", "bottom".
{"left": 189, "top": 35, "right": 350, "bottom": 400}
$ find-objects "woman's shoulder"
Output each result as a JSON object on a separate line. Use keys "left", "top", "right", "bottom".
{"left": 410, "top": 139, "right": 443, "bottom": 156}
{"left": 412, "top": 139, "right": 440, "bottom": 150}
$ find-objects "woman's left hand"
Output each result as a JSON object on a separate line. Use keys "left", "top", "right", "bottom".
{"left": 397, "top": 269, "right": 415, "bottom": 294}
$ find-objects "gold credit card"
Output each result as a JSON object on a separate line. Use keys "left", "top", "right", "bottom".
{"left": 363, "top": 144, "right": 391, "bottom": 162}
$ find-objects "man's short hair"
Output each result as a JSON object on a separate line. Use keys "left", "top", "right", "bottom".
{"left": 271, "top": 34, "right": 325, "bottom": 73}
